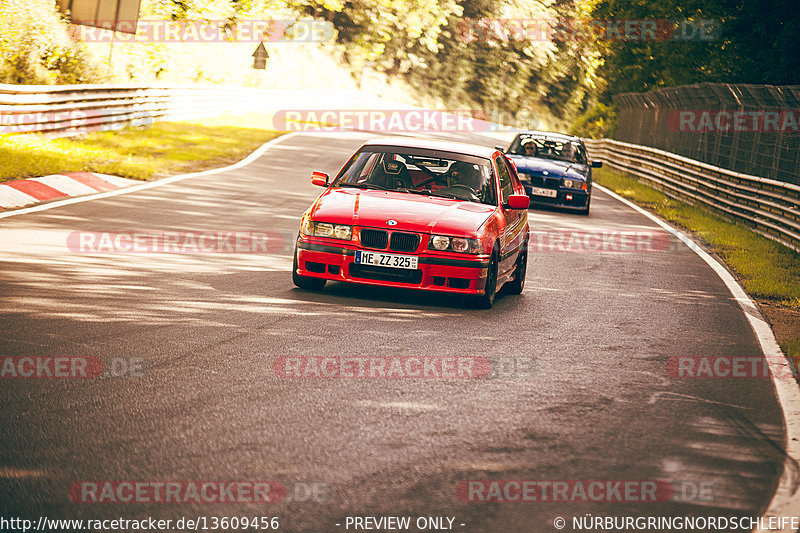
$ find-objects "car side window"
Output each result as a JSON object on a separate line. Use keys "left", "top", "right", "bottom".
{"left": 359, "top": 152, "right": 379, "bottom": 181}
{"left": 495, "top": 156, "right": 514, "bottom": 203}
{"left": 575, "top": 143, "right": 587, "bottom": 165}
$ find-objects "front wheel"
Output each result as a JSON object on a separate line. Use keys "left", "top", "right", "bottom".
{"left": 468, "top": 252, "right": 498, "bottom": 309}
{"left": 505, "top": 242, "right": 528, "bottom": 295}
{"left": 579, "top": 195, "right": 591, "bottom": 216}
{"left": 292, "top": 246, "right": 326, "bottom": 291}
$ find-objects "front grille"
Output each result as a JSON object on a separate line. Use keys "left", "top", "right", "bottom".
{"left": 360, "top": 229, "right": 388, "bottom": 249}
{"left": 349, "top": 264, "right": 423, "bottom": 284}
{"left": 525, "top": 175, "right": 561, "bottom": 188}
{"left": 389, "top": 232, "right": 420, "bottom": 253}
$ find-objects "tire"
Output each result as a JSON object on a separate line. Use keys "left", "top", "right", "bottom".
{"left": 506, "top": 241, "right": 528, "bottom": 295}
{"left": 469, "top": 251, "right": 498, "bottom": 309}
{"left": 579, "top": 195, "right": 591, "bottom": 216}
{"left": 292, "top": 245, "right": 326, "bottom": 291}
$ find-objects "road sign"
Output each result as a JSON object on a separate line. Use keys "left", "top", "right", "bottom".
{"left": 56, "top": 0, "right": 141, "bottom": 34}
{"left": 252, "top": 42, "right": 268, "bottom": 70}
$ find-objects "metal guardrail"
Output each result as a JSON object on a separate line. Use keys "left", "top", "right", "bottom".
{"left": 0, "top": 84, "right": 271, "bottom": 134}
{"left": 612, "top": 83, "right": 800, "bottom": 186}
{"left": 584, "top": 138, "right": 800, "bottom": 252}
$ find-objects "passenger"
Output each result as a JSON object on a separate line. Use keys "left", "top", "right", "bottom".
{"left": 562, "top": 143, "right": 576, "bottom": 162}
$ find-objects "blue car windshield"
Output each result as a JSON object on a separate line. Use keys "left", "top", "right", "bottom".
{"left": 509, "top": 136, "right": 586, "bottom": 165}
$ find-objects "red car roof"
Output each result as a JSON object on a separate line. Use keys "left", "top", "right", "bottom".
{"left": 362, "top": 137, "right": 498, "bottom": 159}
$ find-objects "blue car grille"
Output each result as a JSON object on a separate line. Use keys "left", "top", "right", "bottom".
{"left": 521, "top": 174, "right": 561, "bottom": 189}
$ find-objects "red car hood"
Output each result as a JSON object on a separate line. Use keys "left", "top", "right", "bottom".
{"left": 311, "top": 188, "right": 495, "bottom": 236}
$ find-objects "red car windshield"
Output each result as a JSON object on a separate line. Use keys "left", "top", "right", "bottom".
{"left": 333, "top": 149, "right": 497, "bottom": 206}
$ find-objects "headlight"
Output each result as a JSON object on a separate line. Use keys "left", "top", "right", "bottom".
{"left": 451, "top": 238, "right": 470, "bottom": 252}
{"left": 431, "top": 235, "right": 450, "bottom": 250}
{"left": 334, "top": 225, "right": 352, "bottom": 240}
{"left": 300, "top": 217, "right": 353, "bottom": 240}
{"left": 316, "top": 223, "right": 334, "bottom": 237}
{"left": 428, "top": 235, "right": 481, "bottom": 254}
{"left": 563, "top": 179, "right": 586, "bottom": 189}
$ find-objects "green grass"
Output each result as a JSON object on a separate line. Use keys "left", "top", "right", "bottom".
{"left": 783, "top": 339, "right": 800, "bottom": 367}
{"left": 0, "top": 113, "right": 285, "bottom": 182}
{"left": 594, "top": 167, "right": 800, "bottom": 363}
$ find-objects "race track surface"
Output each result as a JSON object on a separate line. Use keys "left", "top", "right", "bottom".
{"left": 0, "top": 131, "right": 786, "bottom": 532}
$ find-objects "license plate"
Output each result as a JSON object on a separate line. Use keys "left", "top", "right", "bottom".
{"left": 530, "top": 187, "right": 558, "bottom": 198}
{"left": 355, "top": 250, "right": 418, "bottom": 270}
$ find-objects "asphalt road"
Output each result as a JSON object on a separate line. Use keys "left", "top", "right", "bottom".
{"left": 0, "top": 130, "right": 788, "bottom": 532}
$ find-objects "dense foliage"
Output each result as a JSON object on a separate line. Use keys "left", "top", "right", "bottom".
{"left": 1, "top": 0, "right": 796, "bottom": 133}
{"left": 296, "top": 0, "right": 600, "bottom": 127}
{"left": 592, "top": 0, "right": 800, "bottom": 101}
{"left": 0, "top": 0, "right": 105, "bottom": 84}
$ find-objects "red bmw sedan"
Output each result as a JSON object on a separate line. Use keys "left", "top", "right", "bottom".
{"left": 292, "top": 138, "right": 530, "bottom": 308}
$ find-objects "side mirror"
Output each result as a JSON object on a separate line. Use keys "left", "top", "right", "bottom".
{"left": 311, "top": 171, "right": 329, "bottom": 187}
{"left": 505, "top": 194, "right": 530, "bottom": 210}
{"left": 591, "top": 161, "right": 603, "bottom": 168}
{"left": 495, "top": 146, "right": 506, "bottom": 153}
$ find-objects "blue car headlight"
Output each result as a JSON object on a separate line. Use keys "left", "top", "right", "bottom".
{"left": 562, "top": 179, "right": 586, "bottom": 190}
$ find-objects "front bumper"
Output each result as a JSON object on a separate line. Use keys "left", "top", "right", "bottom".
{"left": 295, "top": 237, "right": 491, "bottom": 294}
{"left": 524, "top": 186, "right": 590, "bottom": 210}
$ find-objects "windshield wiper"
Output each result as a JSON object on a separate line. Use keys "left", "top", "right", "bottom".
{"left": 395, "top": 188, "right": 463, "bottom": 200}
{"left": 341, "top": 184, "right": 465, "bottom": 201}
{"left": 338, "top": 182, "right": 391, "bottom": 191}
{"left": 396, "top": 188, "right": 435, "bottom": 196}
{"left": 426, "top": 191, "right": 463, "bottom": 200}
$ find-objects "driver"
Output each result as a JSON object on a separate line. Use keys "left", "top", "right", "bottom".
{"left": 447, "top": 161, "right": 483, "bottom": 193}
{"left": 521, "top": 140, "right": 537, "bottom": 157}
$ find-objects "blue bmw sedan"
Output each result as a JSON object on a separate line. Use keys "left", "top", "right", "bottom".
{"left": 500, "top": 131, "right": 602, "bottom": 215}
